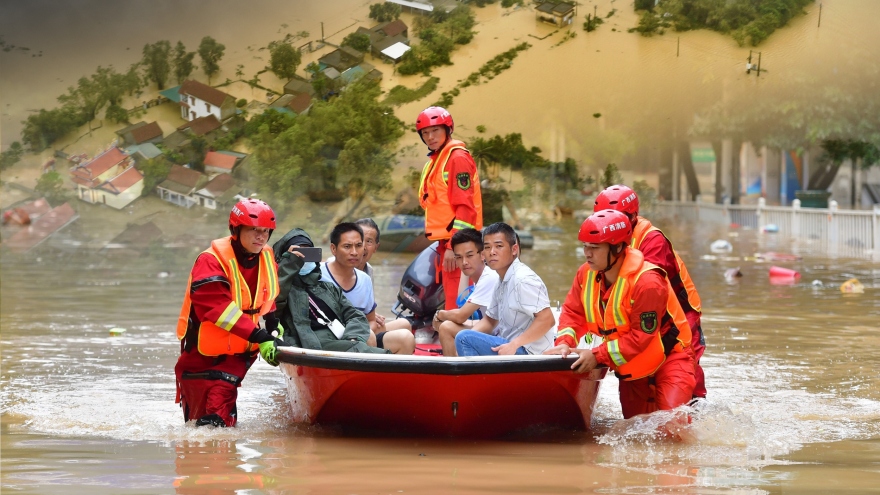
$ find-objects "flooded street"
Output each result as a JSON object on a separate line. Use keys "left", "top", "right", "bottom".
{"left": 2, "top": 219, "right": 879, "bottom": 494}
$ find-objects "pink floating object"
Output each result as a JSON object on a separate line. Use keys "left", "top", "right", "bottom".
{"left": 769, "top": 266, "right": 800, "bottom": 278}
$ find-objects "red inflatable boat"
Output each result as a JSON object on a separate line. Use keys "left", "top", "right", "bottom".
{"left": 277, "top": 348, "right": 606, "bottom": 439}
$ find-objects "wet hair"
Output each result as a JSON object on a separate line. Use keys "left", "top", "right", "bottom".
{"left": 482, "top": 222, "right": 517, "bottom": 248}
{"left": 451, "top": 228, "right": 483, "bottom": 251}
{"left": 330, "top": 222, "right": 364, "bottom": 247}
{"left": 354, "top": 218, "right": 380, "bottom": 243}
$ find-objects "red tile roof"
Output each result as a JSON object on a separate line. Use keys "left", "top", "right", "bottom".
{"left": 201, "top": 173, "right": 237, "bottom": 195}
{"left": 6, "top": 203, "right": 78, "bottom": 253}
{"left": 380, "top": 19, "right": 408, "bottom": 38}
{"left": 165, "top": 164, "right": 205, "bottom": 189}
{"left": 100, "top": 167, "right": 144, "bottom": 194}
{"left": 130, "top": 121, "right": 163, "bottom": 143}
{"left": 288, "top": 92, "right": 313, "bottom": 114}
{"left": 70, "top": 148, "right": 130, "bottom": 183}
{"left": 178, "top": 115, "right": 222, "bottom": 136}
{"left": 204, "top": 151, "right": 237, "bottom": 171}
{"left": 179, "top": 80, "right": 233, "bottom": 107}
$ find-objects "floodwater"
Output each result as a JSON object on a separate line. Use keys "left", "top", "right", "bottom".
{"left": 2, "top": 218, "right": 880, "bottom": 494}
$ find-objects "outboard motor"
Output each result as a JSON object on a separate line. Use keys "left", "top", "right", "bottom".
{"left": 392, "top": 241, "right": 444, "bottom": 328}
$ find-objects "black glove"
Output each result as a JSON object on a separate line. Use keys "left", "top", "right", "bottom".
{"left": 661, "top": 327, "right": 681, "bottom": 356}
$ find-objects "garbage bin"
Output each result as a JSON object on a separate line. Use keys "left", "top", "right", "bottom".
{"left": 795, "top": 190, "right": 832, "bottom": 208}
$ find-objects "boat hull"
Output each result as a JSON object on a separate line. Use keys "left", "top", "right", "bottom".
{"left": 278, "top": 349, "right": 605, "bottom": 439}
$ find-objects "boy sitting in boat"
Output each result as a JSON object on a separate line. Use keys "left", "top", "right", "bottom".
{"left": 272, "top": 228, "right": 388, "bottom": 354}
{"left": 454, "top": 222, "right": 556, "bottom": 356}
{"left": 432, "top": 228, "right": 499, "bottom": 356}
{"left": 321, "top": 223, "right": 415, "bottom": 355}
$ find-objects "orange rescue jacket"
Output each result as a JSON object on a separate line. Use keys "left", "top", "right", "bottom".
{"left": 176, "top": 237, "right": 279, "bottom": 357}
{"left": 418, "top": 139, "right": 483, "bottom": 240}
{"left": 581, "top": 249, "right": 692, "bottom": 380}
{"left": 631, "top": 217, "right": 702, "bottom": 313}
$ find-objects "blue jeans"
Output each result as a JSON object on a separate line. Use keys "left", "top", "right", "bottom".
{"left": 455, "top": 330, "right": 529, "bottom": 356}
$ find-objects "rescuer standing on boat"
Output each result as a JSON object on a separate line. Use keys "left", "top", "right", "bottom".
{"left": 594, "top": 185, "right": 708, "bottom": 399}
{"left": 544, "top": 210, "right": 696, "bottom": 419}
{"left": 416, "top": 106, "right": 483, "bottom": 310}
{"left": 174, "top": 199, "right": 287, "bottom": 427}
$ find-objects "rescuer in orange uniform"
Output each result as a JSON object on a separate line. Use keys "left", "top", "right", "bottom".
{"left": 594, "top": 185, "right": 707, "bottom": 398}
{"left": 174, "top": 199, "right": 287, "bottom": 427}
{"left": 416, "top": 106, "right": 483, "bottom": 310}
{"left": 544, "top": 210, "right": 696, "bottom": 419}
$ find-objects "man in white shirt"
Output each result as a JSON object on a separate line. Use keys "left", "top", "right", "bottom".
{"left": 455, "top": 223, "right": 556, "bottom": 356}
{"left": 433, "top": 228, "right": 499, "bottom": 356}
{"left": 321, "top": 222, "right": 415, "bottom": 355}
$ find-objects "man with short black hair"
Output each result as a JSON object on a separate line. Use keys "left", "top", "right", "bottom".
{"left": 454, "top": 222, "right": 555, "bottom": 356}
{"left": 433, "top": 228, "right": 498, "bottom": 356}
{"left": 321, "top": 223, "right": 415, "bottom": 355}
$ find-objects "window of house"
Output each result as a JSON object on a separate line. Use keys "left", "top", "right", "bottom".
{"left": 205, "top": 103, "right": 211, "bottom": 112}
{"left": 190, "top": 96, "right": 195, "bottom": 105}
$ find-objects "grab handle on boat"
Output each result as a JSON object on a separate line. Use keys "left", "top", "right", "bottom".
{"left": 452, "top": 401, "right": 458, "bottom": 418}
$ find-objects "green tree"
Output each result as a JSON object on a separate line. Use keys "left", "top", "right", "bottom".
{"left": 268, "top": 42, "right": 301, "bottom": 80}
{"left": 20, "top": 107, "right": 82, "bottom": 151}
{"left": 105, "top": 104, "right": 130, "bottom": 124}
{"left": 138, "top": 157, "right": 172, "bottom": 196}
{"left": 368, "top": 3, "right": 401, "bottom": 22}
{"left": 141, "top": 40, "right": 172, "bottom": 89}
{"left": 198, "top": 36, "right": 226, "bottom": 83}
{"left": 189, "top": 136, "right": 208, "bottom": 171}
{"left": 173, "top": 41, "right": 196, "bottom": 83}
{"left": 34, "top": 171, "right": 68, "bottom": 205}
{"left": 57, "top": 72, "right": 109, "bottom": 124}
{"left": 341, "top": 32, "right": 371, "bottom": 53}
{"left": 0, "top": 142, "right": 24, "bottom": 170}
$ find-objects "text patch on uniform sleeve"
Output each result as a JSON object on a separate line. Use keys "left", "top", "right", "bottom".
{"left": 456, "top": 172, "right": 471, "bottom": 190}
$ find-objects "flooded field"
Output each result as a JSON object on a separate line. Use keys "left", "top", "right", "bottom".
{"left": 2, "top": 219, "right": 879, "bottom": 494}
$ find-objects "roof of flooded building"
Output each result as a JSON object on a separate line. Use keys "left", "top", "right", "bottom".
{"left": 177, "top": 115, "right": 222, "bottom": 136}
{"left": 100, "top": 166, "right": 144, "bottom": 194}
{"left": 204, "top": 151, "right": 237, "bottom": 171}
{"left": 179, "top": 80, "right": 233, "bottom": 107}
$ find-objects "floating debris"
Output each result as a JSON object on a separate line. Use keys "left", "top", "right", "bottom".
{"left": 840, "top": 278, "right": 864, "bottom": 294}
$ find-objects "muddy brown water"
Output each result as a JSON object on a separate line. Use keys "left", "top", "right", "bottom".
{"left": 2, "top": 217, "right": 879, "bottom": 494}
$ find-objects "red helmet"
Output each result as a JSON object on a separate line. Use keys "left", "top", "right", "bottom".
{"left": 594, "top": 185, "right": 639, "bottom": 218}
{"left": 578, "top": 209, "right": 632, "bottom": 245}
{"left": 229, "top": 199, "right": 276, "bottom": 231}
{"left": 416, "top": 106, "right": 454, "bottom": 133}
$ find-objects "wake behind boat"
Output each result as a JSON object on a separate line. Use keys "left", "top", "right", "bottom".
{"left": 277, "top": 347, "right": 606, "bottom": 439}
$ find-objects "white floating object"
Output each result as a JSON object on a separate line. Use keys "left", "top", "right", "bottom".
{"left": 710, "top": 240, "right": 733, "bottom": 254}
{"left": 109, "top": 327, "right": 127, "bottom": 336}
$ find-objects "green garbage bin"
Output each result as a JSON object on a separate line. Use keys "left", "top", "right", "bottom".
{"left": 795, "top": 190, "right": 832, "bottom": 208}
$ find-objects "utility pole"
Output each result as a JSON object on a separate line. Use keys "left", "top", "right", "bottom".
{"left": 746, "top": 50, "right": 763, "bottom": 76}
{"left": 818, "top": 3, "right": 822, "bottom": 27}
{"left": 321, "top": 22, "right": 324, "bottom": 42}
{"left": 677, "top": 36, "right": 680, "bottom": 57}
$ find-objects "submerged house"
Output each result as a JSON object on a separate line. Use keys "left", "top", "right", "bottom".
{"left": 535, "top": 1, "right": 576, "bottom": 26}
{"left": 178, "top": 80, "right": 236, "bottom": 122}
{"left": 318, "top": 46, "right": 365, "bottom": 73}
{"left": 115, "top": 121, "right": 164, "bottom": 146}
{"left": 194, "top": 173, "right": 244, "bottom": 210}
{"left": 70, "top": 147, "right": 144, "bottom": 209}
{"left": 156, "top": 164, "right": 207, "bottom": 208}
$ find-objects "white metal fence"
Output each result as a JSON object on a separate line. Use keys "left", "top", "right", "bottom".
{"left": 649, "top": 198, "right": 880, "bottom": 260}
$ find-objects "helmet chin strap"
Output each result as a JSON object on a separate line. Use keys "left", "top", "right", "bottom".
{"left": 598, "top": 245, "right": 624, "bottom": 275}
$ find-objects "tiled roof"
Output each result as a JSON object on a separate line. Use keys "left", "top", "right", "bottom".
{"left": 204, "top": 151, "right": 237, "bottom": 171}
{"left": 71, "top": 148, "right": 129, "bottom": 181}
{"left": 6, "top": 203, "right": 78, "bottom": 253}
{"left": 129, "top": 121, "right": 163, "bottom": 143}
{"left": 380, "top": 19, "right": 408, "bottom": 38}
{"left": 179, "top": 80, "right": 233, "bottom": 107}
{"left": 100, "top": 167, "right": 144, "bottom": 194}
{"left": 178, "top": 115, "right": 222, "bottom": 136}
{"left": 164, "top": 164, "right": 205, "bottom": 189}
{"left": 200, "top": 173, "right": 238, "bottom": 196}
{"left": 288, "top": 93, "right": 313, "bottom": 114}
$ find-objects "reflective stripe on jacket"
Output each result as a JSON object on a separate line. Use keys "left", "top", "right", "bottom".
{"left": 581, "top": 249, "right": 692, "bottom": 381}
{"left": 176, "top": 237, "right": 279, "bottom": 356}
{"left": 418, "top": 139, "right": 483, "bottom": 240}
{"left": 632, "top": 217, "right": 702, "bottom": 313}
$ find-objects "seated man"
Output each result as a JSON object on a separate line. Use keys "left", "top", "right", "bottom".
{"left": 433, "top": 228, "right": 498, "bottom": 356}
{"left": 272, "top": 228, "right": 388, "bottom": 353}
{"left": 454, "top": 222, "right": 556, "bottom": 356}
{"left": 321, "top": 222, "right": 415, "bottom": 355}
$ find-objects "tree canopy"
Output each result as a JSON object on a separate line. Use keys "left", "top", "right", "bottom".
{"left": 173, "top": 41, "right": 196, "bottom": 84}
{"left": 368, "top": 3, "right": 401, "bottom": 22}
{"left": 248, "top": 80, "right": 404, "bottom": 206}
{"left": 341, "top": 32, "right": 371, "bottom": 54}
{"left": 142, "top": 41, "right": 172, "bottom": 89}
{"left": 198, "top": 36, "right": 225, "bottom": 82}
{"left": 269, "top": 42, "right": 301, "bottom": 80}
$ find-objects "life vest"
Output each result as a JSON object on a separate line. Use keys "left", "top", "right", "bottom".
{"left": 581, "top": 249, "right": 692, "bottom": 381}
{"left": 418, "top": 139, "right": 483, "bottom": 240}
{"left": 176, "top": 237, "right": 279, "bottom": 357}
{"left": 631, "top": 217, "right": 702, "bottom": 313}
